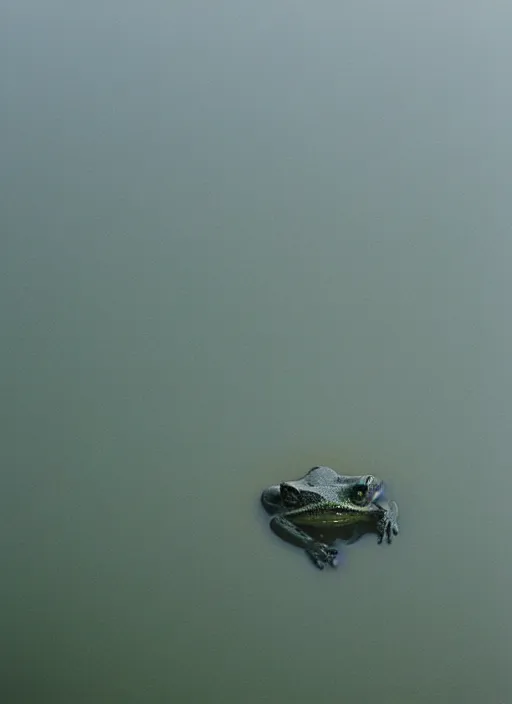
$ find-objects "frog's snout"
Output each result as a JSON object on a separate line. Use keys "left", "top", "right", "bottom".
{"left": 365, "top": 475, "right": 385, "bottom": 502}
{"left": 260, "top": 485, "right": 281, "bottom": 514}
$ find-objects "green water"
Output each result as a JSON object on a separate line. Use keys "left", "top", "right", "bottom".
{"left": 3, "top": 2, "right": 511, "bottom": 702}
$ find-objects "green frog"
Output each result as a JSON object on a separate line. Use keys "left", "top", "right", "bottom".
{"left": 261, "top": 465, "right": 399, "bottom": 569}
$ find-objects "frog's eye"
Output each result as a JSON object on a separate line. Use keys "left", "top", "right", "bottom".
{"left": 280, "top": 483, "right": 301, "bottom": 507}
{"left": 351, "top": 484, "right": 369, "bottom": 504}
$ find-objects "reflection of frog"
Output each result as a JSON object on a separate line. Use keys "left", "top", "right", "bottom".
{"left": 261, "top": 465, "right": 399, "bottom": 569}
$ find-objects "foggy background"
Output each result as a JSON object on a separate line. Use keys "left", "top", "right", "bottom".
{"left": 3, "top": 2, "right": 512, "bottom": 702}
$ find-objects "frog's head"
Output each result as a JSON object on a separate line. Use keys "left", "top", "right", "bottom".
{"left": 260, "top": 468, "right": 386, "bottom": 515}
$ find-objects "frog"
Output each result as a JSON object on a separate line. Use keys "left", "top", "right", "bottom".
{"left": 260, "top": 465, "right": 399, "bottom": 569}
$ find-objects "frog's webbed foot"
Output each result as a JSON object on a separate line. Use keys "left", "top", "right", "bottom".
{"left": 268, "top": 516, "right": 339, "bottom": 569}
{"left": 376, "top": 500, "right": 399, "bottom": 545}
{"left": 305, "top": 542, "right": 338, "bottom": 570}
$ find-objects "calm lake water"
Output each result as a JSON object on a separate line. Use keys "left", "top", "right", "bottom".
{"left": 3, "top": 2, "right": 512, "bottom": 703}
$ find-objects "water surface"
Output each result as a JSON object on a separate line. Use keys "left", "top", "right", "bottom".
{"left": 3, "top": 2, "right": 512, "bottom": 702}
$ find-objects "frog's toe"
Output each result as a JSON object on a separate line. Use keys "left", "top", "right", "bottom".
{"left": 388, "top": 501, "right": 399, "bottom": 540}
{"left": 306, "top": 543, "right": 338, "bottom": 569}
{"left": 377, "top": 521, "right": 392, "bottom": 545}
{"left": 324, "top": 546, "right": 338, "bottom": 568}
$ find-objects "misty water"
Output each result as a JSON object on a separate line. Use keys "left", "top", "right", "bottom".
{"left": 3, "top": 3, "right": 512, "bottom": 703}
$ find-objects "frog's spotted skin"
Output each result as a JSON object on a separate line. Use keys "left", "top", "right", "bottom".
{"left": 261, "top": 465, "right": 399, "bottom": 569}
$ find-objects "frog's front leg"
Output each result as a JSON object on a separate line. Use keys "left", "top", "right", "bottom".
{"left": 376, "top": 500, "right": 399, "bottom": 544}
{"left": 268, "top": 516, "right": 338, "bottom": 569}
